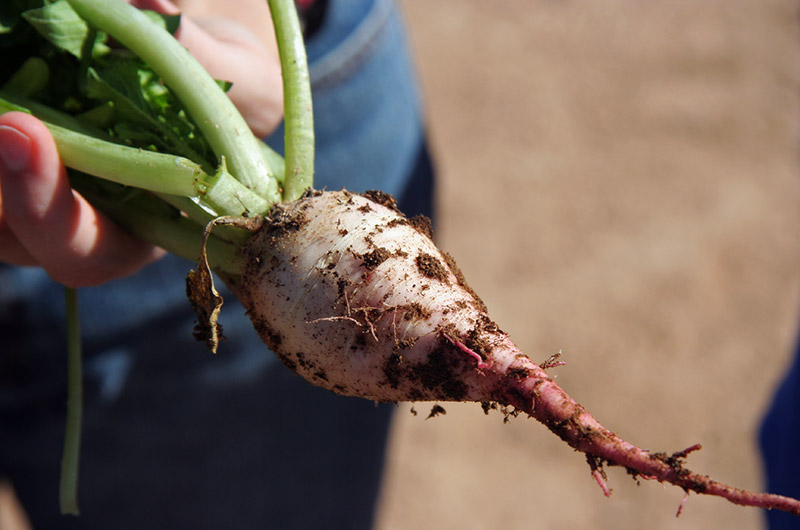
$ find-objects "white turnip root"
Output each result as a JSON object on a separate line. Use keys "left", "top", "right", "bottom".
{"left": 236, "top": 189, "right": 800, "bottom": 516}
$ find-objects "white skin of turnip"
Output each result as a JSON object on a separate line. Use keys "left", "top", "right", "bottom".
{"left": 236, "top": 189, "right": 800, "bottom": 516}
{"left": 241, "top": 189, "right": 515, "bottom": 402}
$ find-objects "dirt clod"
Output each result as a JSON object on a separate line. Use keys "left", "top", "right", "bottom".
{"left": 416, "top": 252, "right": 450, "bottom": 284}
{"left": 360, "top": 247, "right": 392, "bottom": 270}
{"left": 427, "top": 404, "right": 447, "bottom": 419}
{"left": 362, "top": 190, "right": 401, "bottom": 213}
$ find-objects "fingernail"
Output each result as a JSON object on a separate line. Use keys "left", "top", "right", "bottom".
{"left": 0, "top": 125, "right": 32, "bottom": 172}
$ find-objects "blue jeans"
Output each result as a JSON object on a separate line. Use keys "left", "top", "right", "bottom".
{"left": 0, "top": 1, "right": 433, "bottom": 528}
{"left": 760, "top": 330, "right": 800, "bottom": 530}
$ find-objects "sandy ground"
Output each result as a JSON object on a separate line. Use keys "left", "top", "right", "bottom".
{"left": 377, "top": 1, "right": 800, "bottom": 529}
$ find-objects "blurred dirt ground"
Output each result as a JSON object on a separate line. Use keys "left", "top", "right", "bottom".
{"left": 378, "top": 1, "right": 800, "bottom": 529}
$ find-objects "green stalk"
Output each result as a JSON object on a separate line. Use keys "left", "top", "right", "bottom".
{"left": 60, "top": 287, "right": 82, "bottom": 516}
{"left": 2, "top": 57, "right": 49, "bottom": 97}
{"left": 0, "top": 92, "right": 196, "bottom": 195}
{"left": 51, "top": 123, "right": 203, "bottom": 196}
{"left": 72, "top": 175, "right": 245, "bottom": 275}
{"left": 0, "top": 0, "right": 318, "bottom": 272}
{"left": 0, "top": 88, "right": 117, "bottom": 142}
{"left": 0, "top": 94, "right": 268, "bottom": 218}
{"left": 156, "top": 194, "right": 217, "bottom": 227}
{"left": 268, "top": 0, "right": 315, "bottom": 200}
{"left": 65, "top": 0, "right": 281, "bottom": 205}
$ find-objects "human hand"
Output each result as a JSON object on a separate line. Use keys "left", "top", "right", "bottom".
{"left": 133, "top": 0, "right": 284, "bottom": 138}
{"left": 0, "top": 112, "right": 166, "bottom": 287}
{"left": 0, "top": 0, "right": 283, "bottom": 287}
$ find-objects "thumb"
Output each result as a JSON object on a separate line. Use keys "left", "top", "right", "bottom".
{"left": 0, "top": 112, "right": 164, "bottom": 287}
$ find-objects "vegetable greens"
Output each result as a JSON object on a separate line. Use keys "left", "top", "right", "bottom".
{"left": 0, "top": 0, "right": 315, "bottom": 515}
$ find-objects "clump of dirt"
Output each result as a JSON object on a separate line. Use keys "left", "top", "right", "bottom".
{"left": 416, "top": 252, "right": 451, "bottom": 283}
{"left": 401, "top": 302, "right": 432, "bottom": 321}
{"left": 362, "top": 189, "right": 401, "bottom": 213}
{"left": 360, "top": 247, "right": 392, "bottom": 270}
{"left": 411, "top": 339, "right": 469, "bottom": 400}
{"left": 464, "top": 322, "right": 492, "bottom": 359}
{"left": 384, "top": 351, "right": 404, "bottom": 388}
{"left": 386, "top": 215, "right": 434, "bottom": 240}
{"left": 186, "top": 263, "right": 226, "bottom": 352}
{"left": 269, "top": 202, "right": 311, "bottom": 233}
{"left": 441, "top": 251, "right": 487, "bottom": 313}
{"left": 427, "top": 404, "right": 447, "bottom": 419}
{"left": 408, "top": 215, "right": 434, "bottom": 240}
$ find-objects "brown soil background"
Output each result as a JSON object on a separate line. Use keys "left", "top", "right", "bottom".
{"left": 377, "top": 1, "right": 800, "bottom": 529}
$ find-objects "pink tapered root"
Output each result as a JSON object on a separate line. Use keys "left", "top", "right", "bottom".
{"left": 479, "top": 345, "right": 800, "bottom": 515}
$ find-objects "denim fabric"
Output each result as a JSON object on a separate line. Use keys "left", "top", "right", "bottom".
{"left": 0, "top": 1, "right": 433, "bottom": 528}
{"left": 269, "top": 0, "right": 423, "bottom": 198}
{"left": 760, "top": 332, "right": 800, "bottom": 530}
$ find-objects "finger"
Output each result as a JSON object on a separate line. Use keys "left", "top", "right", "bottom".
{"left": 176, "top": 15, "right": 284, "bottom": 137}
{"left": 133, "top": 0, "right": 278, "bottom": 50}
{"left": 128, "top": 0, "right": 180, "bottom": 16}
{"left": 132, "top": 0, "right": 283, "bottom": 137}
{"left": 0, "top": 178, "right": 37, "bottom": 265}
{"left": 0, "top": 116, "right": 43, "bottom": 266}
{"left": 0, "top": 112, "right": 164, "bottom": 287}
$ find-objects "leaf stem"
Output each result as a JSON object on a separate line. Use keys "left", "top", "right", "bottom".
{"left": 268, "top": 0, "right": 315, "bottom": 200}
{"left": 60, "top": 287, "right": 82, "bottom": 516}
{"left": 0, "top": 93, "right": 269, "bottom": 218}
{"left": 72, "top": 175, "right": 245, "bottom": 275}
{"left": 65, "top": 0, "right": 281, "bottom": 206}
{"left": 51, "top": 122, "right": 203, "bottom": 196}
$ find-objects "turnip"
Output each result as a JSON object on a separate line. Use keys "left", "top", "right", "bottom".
{"left": 1, "top": 0, "right": 799, "bottom": 519}
{"left": 235, "top": 188, "right": 800, "bottom": 516}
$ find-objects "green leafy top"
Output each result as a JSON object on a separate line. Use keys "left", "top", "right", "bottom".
{"left": 2, "top": 0, "right": 216, "bottom": 168}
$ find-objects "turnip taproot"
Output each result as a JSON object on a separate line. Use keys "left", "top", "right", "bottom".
{"left": 233, "top": 188, "right": 800, "bottom": 515}
{"left": 2, "top": 0, "right": 799, "bottom": 519}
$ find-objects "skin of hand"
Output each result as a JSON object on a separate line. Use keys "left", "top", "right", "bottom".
{"left": 0, "top": 0, "right": 283, "bottom": 287}
{"left": 132, "top": 0, "right": 284, "bottom": 137}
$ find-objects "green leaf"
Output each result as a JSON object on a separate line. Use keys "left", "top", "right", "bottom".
{"left": 140, "top": 10, "right": 181, "bottom": 36}
{"left": 75, "top": 100, "right": 113, "bottom": 128}
{"left": 0, "top": 0, "right": 40, "bottom": 35}
{"left": 83, "top": 62, "right": 213, "bottom": 167}
{"left": 22, "top": 0, "right": 90, "bottom": 59}
{"left": 1, "top": 56, "right": 49, "bottom": 97}
{"left": 216, "top": 79, "right": 232, "bottom": 93}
